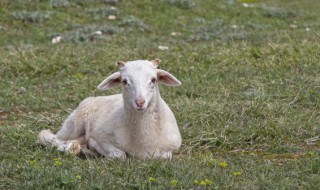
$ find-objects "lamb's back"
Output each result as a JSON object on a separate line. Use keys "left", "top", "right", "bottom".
{"left": 73, "top": 94, "right": 123, "bottom": 129}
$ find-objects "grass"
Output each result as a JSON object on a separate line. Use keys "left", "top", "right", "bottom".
{"left": 1, "top": 0, "right": 320, "bottom": 189}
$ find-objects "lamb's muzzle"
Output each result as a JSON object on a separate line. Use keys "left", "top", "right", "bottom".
{"left": 135, "top": 96, "right": 145, "bottom": 110}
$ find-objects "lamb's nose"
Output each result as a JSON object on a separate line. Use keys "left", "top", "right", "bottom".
{"left": 135, "top": 97, "right": 145, "bottom": 108}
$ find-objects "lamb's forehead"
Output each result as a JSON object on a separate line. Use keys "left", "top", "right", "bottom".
{"left": 120, "top": 60, "right": 157, "bottom": 76}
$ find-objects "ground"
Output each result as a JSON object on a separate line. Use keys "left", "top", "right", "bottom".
{"left": 1, "top": 0, "right": 320, "bottom": 189}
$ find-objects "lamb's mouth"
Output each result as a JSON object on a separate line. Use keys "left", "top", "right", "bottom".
{"left": 135, "top": 107, "right": 146, "bottom": 111}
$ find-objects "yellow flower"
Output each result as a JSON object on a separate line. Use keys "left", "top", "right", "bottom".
{"left": 199, "top": 180, "right": 207, "bottom": 186}
{"left": 148, "top": 177, "right": 156, "bottom": 183}
{"left": 170, "top": 180, "right": 178, "bottom": 187}
{"left": 76, "top": 175, "right": 82, "bottom": 181}
{"left": 308, "top": 151, "right": 315, "bottom": 156}
{"left": 193, "top": 179, "right": 199, "bottom": 185}
{"left": 54, "top": 160, "right": 62, "bottom": 166}
{"left": 53, "top": 158, "right": 63, "bottom": 166}
{"left": 72, "top": 73, "right": 84, "bottom": 79}
{"left": 29, "top": 160, "right": 36, "bottom": 166}
{"left": 233, "top": 171, "right": 241, "bottom": 176}
{"left": 204, "top": 179, "right": 213, "bottom": 185}
{"left": 219, "top": 161, "right": 228, "bottom": 168}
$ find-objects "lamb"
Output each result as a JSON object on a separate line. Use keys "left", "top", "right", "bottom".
{"left": 37, "top": 59, "right": 182, "bottom": 159}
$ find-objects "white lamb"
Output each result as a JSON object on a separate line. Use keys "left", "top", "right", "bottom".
{"left": 37, "top": 59, "right": 182, "bottom": 159}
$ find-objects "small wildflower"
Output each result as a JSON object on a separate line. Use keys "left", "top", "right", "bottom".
{"left": 231, "top": 24, "right": 238, "bottom": 29}
{"left": 308, "top": 151, "right": 315, "bottom": 156}
{"left": 158, "top": 46, "right": 169, "bottom": 50}
{"left": 93, "top": 31, "right": 102, "bottom": 35}
{"left": 72, "top": 73, "right": 84, "bottom": 79}
{"left": 53, "top": 158, "right": 63, "bottom": 166}
{"left": 108, "top": 15, "right": 116, "bottom": 20}
{"left": 204, "top": 179, "right": 213, "bottom": 185}
{"left": 76, "top": 175, "right": 82, "bottom": 181}
{"left": 290, "top": 24, "right": 298, "bottom": 29}
{"left": 29, "top": 160, "right": 36, "bottom": 166}
{"left": 171, "top": 32, "right": 181, "bottom": 36}
{"left": 148, "top": 177, "right": 156, "bottom": 183}
{"left": 219, "top": 161, "right": 228, "bottom": 168}
{"left": 193, "top": 179, "right": 199, "bottom": 185}
{"left": 233, "top": 171, "right": 241, "bottom": 176}
{"left": 51, "top": 36, "right": 62, "bottom": 44}
{"left": 170, "top": 180, "right": 178, "bottom": 187}
{"left": 110, "top": 6, "right": 117, "bottom": 10}
{"left": 199, "top": 180, "right": 207, "bottom": 186}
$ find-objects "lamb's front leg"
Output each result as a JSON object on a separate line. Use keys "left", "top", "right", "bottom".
{"left": 88, "top": 138, "right": 126, "bottom": 159}
{"left": 38, "top": 129, "right": 81, "bottom": 155}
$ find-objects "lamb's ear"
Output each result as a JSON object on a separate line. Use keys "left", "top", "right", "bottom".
{"left": 157, "top": 69, "right": 181, "bottom": 86}
{"left": 116, "top": 61, "right": 126, "bottom": 68}
{"left": 97, "top": 72, "right": 121, "bottom": 90}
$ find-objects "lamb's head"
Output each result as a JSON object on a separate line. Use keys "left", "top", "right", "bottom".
{"left": 97, "top": 59, "right": 181, "bottom": 111}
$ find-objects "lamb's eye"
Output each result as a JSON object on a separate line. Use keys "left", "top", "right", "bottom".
{"left": 122, "top": 79, "right": 128, "bottom": 85}
{"left": 151, "top": 78, "right": 157, "bottom": 84}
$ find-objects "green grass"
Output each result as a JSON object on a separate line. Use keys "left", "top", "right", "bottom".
{"left": 1, "top": 0, "right": 320, "bottom": 189}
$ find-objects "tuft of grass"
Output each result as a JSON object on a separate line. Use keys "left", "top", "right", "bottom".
{"left": 188, "top": 19, "right": 248, "bottom": 42}
{"left": 262, "top": 7, "right": 301, "bottom": 19}
{"left": 12, "top": 10, "right": 52, "bottom": 23}
{"left": 87, "top": 6, "right": 119, "bottom": 20}
{"left": 50, "top": 0, "right": 70, "bottom": 8}
{"left": 58, "top": 24, "right": 123, "bottom": 43}
{"left": 118, "top": 16, "right": 151, "bottom": 32}
{"left": 160, "top": 0, "right": 195, "bottom": 9}
{"left": 101, "top": 0, "right": 119, "bottom": 5}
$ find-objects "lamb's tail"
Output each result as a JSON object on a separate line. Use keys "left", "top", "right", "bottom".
{"left": 37, "top": 129, "right": 81, "bottom": 155}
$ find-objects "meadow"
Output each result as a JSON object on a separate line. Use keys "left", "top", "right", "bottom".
{"left": 1, "top": 0, "right": 320, "bottom": 189}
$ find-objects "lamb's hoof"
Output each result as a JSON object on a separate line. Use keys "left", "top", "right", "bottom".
{"left": 108, "top": 151, "right": 127, "bottom": 159}
{"left": 66, "top": 140, "right": 81, "bottom": 155}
